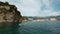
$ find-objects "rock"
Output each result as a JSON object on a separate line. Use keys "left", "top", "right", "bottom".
{"left": 0, "top": 1, "right": 22, "bottom": 27}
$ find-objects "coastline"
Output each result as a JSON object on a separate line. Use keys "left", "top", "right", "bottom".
{"left": 22, "top": 18, "right": 60, "bottom": 22}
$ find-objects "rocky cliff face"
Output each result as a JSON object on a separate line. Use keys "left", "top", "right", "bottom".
{"left": 0, "top": 2, "right": 22, "bottom": 27}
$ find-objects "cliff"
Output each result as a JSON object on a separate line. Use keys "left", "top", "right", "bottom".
{"left": 0, "top": 1, "right": 22, "bottom": 27}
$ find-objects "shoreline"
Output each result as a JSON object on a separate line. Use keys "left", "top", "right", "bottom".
{"left": 22, "top": 20, "right": 59, "bottom": 22}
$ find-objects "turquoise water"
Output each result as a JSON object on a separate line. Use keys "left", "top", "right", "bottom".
{"left": 0, "top": 21, "right": 60, "bottom": 34}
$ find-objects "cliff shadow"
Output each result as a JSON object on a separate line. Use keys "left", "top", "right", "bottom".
{"left": 0, "top": 26, "right": 20, "bottom": 34}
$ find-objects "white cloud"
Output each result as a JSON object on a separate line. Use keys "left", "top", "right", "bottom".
{"left": 39, "top": 0, "right": 60, "bottom": 17}
{"left": 0, "top": 0, "right": 60, "bottom": 17}
{"left": 19, "top": 0, "right": 41, "bottom": 16}
{"left": 39, "top": 9, "right": 60, "bottom": 17}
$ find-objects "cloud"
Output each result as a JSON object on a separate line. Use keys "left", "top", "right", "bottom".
{"left": 50, "top": 0, "right": 60, "bottom": 11}
{"left": 39, "top": 0, "right": 60, "bottom": 17}
{"left": 39, "top": 9, "right": 60, "bottom": 17}
{"left": 19, "top": 0, "right": 41, "bottom": 16}
{"left": 0, "top": 0, "right": 60, "bottom": 17}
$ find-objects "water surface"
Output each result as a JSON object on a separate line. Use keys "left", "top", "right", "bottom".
{"left": 0, "top": 21, "right": 60, "bottom": 34}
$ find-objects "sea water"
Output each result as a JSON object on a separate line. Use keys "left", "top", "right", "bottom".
{"left": 0, "top": 21, "right": 60, "bottom": 34}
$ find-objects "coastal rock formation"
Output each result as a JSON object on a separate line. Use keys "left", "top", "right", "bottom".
{"left": 0, "top": 1, "right": 22, "bottom": 27}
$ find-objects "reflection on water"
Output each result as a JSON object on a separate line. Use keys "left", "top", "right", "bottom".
{"left": 0, "top": 26, "right": 20, "bottom": 34}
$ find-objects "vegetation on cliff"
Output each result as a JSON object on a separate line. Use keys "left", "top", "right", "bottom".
{"left": 0, "top": 1, "right": 22, "bottom": 27}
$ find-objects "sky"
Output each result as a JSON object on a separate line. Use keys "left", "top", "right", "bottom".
{"left": 0, "top": 0, "right": 60, "bottom": 17}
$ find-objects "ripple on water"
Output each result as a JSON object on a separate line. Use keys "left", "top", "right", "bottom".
{"left": 19, "top": 21, "right": 60, "bottom": 34}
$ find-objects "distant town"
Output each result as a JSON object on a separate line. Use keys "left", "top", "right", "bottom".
{"left": 22, "top": 15, "right": 60, "bottom": 21}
